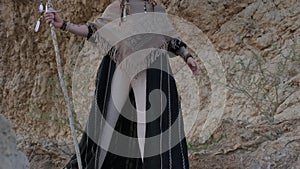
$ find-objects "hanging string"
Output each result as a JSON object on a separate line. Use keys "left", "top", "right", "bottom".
{"left": 120, "top": 0, "right": 157, "bottom": 19}
{"left": 120, "top": 0, "right": 130, "bottom": 22}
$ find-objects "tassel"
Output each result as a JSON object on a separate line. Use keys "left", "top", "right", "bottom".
{"left": 144, "top": 1, "right": 147, "bottom": 13}
{"left": 35, "top": 17, "right": 41, "bottom": 32}
{"left": 121, "top": 0, "right": 129, "bottom": 22}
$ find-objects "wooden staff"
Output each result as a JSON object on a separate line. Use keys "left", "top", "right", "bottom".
{"left": 46, "top": 1, "right": 83, "bottom": 168}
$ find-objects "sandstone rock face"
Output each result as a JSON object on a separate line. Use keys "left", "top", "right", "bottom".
{"left": 1, "top": 0, "right": 300, "bottom": 168}
{"left": 0, "top": 115, "right": 29, "bottom": 169}
{"left": 0, "top": 0, "right": 114, "bottom": 140}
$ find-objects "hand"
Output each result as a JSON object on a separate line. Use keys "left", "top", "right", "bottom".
{"left": 186, "top": 57, "right": 199, "bottom": 76}
{"left": 44, "top": 12, "right": 63, "bottom": 28}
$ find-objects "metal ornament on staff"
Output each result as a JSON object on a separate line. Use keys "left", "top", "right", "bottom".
{"left": 35, "top": 1, "right": 83, "bottom": 169}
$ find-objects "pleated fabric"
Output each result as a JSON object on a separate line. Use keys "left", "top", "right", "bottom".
{"left": 65, "top": 43, "right": 189, "bottom": 169}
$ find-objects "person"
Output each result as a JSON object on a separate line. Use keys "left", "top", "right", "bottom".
{"left": 45, "top": 0, "right": 199, "bottom": 168}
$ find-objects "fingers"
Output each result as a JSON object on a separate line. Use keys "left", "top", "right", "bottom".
{"left": 191, "top": 66, "right": 198, "bottom": 76}
{"left": 187, "top": 59, "right": 199, "bottom": 76}
{"left": 44, "top": 12, "right": 55, "bottom": 24}
{"left": 193, "top": 67, "right": 199, "bottom": 76}
{"left": 193, "top": 61, "right": 199, "bottom": 75}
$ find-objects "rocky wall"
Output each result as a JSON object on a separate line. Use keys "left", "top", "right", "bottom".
{"left": 1, "top": 0, "right": 300, "bottom": 168}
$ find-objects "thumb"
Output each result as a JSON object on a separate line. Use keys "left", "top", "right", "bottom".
{"left": 53, "top": 12, "right": 57, "bottom": 18}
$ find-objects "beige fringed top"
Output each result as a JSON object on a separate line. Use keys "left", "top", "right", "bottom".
{"left": 87, "top": 0, "right": 187, "bottom": 77}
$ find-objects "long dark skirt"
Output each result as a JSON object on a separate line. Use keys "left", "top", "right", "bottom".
{"left": 65, "top": 53, "right": 189, "bottom": 169}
